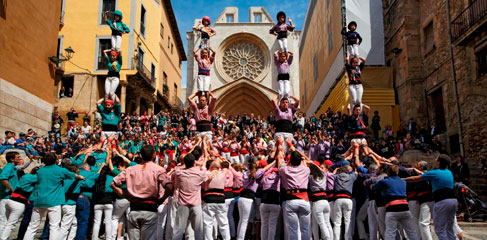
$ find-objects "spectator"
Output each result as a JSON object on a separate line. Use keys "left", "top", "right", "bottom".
{"left": 450, "top": 155, "right": 470, "bottom": 185}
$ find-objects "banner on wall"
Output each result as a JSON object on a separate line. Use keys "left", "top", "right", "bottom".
{"left": 345, "top": 0, "right": 385, "bottom": 65}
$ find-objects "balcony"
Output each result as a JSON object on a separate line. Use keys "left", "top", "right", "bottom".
{"left": 136, "top": 60, "right": 156, "bottom": 88}
{"left": 451, "top": 0, "right": 487, "bottom": 44}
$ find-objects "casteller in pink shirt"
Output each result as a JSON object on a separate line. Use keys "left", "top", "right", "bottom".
{"left": 113, "top": 161, "right": 169, "bottom": 201}
{"left": 172, "top": 166, "right": 207, "bottom": 206}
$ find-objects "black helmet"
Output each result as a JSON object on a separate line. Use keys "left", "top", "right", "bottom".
{"left": 276, "top": 11, "right": 286, "bottom": 20}
{"left": 348, "top": 21, "right": 357, "bottom": 30}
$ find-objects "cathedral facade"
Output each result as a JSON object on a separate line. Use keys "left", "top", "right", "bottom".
{"left": 186, "top": 7, "right": 300, "bottom": 117}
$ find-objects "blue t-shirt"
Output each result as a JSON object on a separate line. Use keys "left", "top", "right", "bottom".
{"left": 421, "top": 169, "right": 454, "bottom": 192}
{"left": 32, "top": 165, "right": 76, "bottom": 207}
{"left": 374, "top": 176, "right": 406, "bottom": 197}
{"left": 0, "top": 163, "right": 18, "bottom": 199}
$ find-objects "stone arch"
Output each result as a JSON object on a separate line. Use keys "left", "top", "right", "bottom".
{"left": 214, "top": 81, "right": 273, "bottom": 118}
{"left": 215, "top": 32, "right": 271, "bottom": 83}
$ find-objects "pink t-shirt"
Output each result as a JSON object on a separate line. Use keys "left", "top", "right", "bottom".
{"left": 279, "top": 165, "right": 310, "bottom": 190}
{"left": 229, "top": 167, "right": 243, "bottom": 188}
{"left": 190, "top": 97, "right": 217, "bottom": 122}
{"left": 172, "top": 166, "right": 207, "bottom": 206}
{"left": 223, "top": 168, "right": 234, "bottom": 188}
{"left": 203, "top": 169, "right": 225, "bottom": 191}
{"left": 113, "top": 161, "right": 169, "bottom": 200}
{"left": 260, "top": 168, "right": 280, "bottom": 192}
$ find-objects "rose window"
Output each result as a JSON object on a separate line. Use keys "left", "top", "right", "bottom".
{"left": 221, "top": 42, "right": 265, "bottom": 81}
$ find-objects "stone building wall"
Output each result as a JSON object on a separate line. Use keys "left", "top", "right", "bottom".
{"left": 383, "top": 0, "right": 487, "bottom": 197}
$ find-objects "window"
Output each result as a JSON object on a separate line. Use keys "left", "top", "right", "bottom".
{"left": 313, "top": 53, "right": 318, "bottom": 83}
{"left": 429, "top": 87, "right": 446, "bottom": 133}
{"left": 151, "top": 63, "right": 156, "bottom": 81}
{"left": 423, "top": 21, "right": 435, "bottom": 54}
{"left": 254, "top": 13, "right": 262, "bottom": 23}
{"left": 60, "top": 76, "right": 74, "bottom": 98}
{"left": 179, "top": 58, "right": 182, "bottom": 68}
{"left": 101, "top": 0, "right": 116, "bottom": 25}
{"left": 226, "top": 14, "right": 234, "bottom": 23}
{"left": 174, "top": 83, "right": 178, "bottom": 96}
{"left": 97, "top": 38, "right": 111, "bottom": 70}
{"left": 449, "top": 134, "right": 460, "bottom": 154}
{"left": 171, "top": 43, "right": 174, "bottom": 54}
{"left": 163, "top": 72, "right": 168, "bottom": 94}
{"left": 160, "top": 23, "right": 164, "bottom": 38}
{"left": 137, "top": 46, "right": 144, "bottom": 69}
{"left": 476, "top": 47, "right": 487, "bottom": 75}
{"left": 140, "top": 5, "right": 146, "bottom": 37}
{"left": 168, "top": 36, "right": 171, "bottom": 48}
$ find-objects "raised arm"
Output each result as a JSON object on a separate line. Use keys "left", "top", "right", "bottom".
{"left": 290, "top": 95, "right": 299, "bottom": 109}
{"left": 187, "top": 92, "right": 197, "bottom": 106}
{"left": 271, "top": 95, "right": 279, "bottom": 109}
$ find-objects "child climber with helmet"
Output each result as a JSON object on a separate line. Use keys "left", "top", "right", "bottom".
{"left": 341, "top": 21, "right": 362, "bottom": 58}
{"left": 269, "top": 11, "right": 295, "bottom": 55}
{"left": 194, "top": 16, "right": 216, "bottom": 50}
{"left": 104, "top": 10, "right": 130, "bottom": 52}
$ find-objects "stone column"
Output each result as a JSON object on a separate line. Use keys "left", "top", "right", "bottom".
{"left": 120, "top": 83, "right": 127, "bottom": 112}
{"left": 135, "top": 94, "right": 141, "bottom": 114}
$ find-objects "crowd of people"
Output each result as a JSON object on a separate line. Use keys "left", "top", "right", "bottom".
{"left": 0, "top": 90, "right": 470, "bottom": 240}
{"left": 0, "top": 8, "right": 474, "bottom": 240}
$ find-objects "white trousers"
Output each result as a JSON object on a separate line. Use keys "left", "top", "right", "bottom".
{"left": 166, "top": 197, "right": 179, "bottom": 240}
{"left": 24, "top": 205, "right": 62, "bottom": 240}
{"left": 92, "top": 204, "right": 113, "bottom": 240}
{"left": 111, "top": 35, "right": 122, "bottom": 52}
{"left": 419, "top": 201, "right": 434, "bottom": 240}
{"left": 274, "top": 132, "right": 294, "bottom": 154}
{"left": 237, "top": 197, "right": 254, "bottom": 240}
{"left": 332, "top": 198, "right": 353, "bottom": 240}
{"left": 157, "top": 204, "right": 169, "bottom": 240}
{"left": 367, "top": 200, "right": 379, "bottom": 240}
{"left": 111, "top": 198, "right": 130, "bottom": 240}
{"left": 260, "top": 203, "right": 281, "bottom": 240}
{"left": 282, "top": 199, "right": 311, "bottom": 240}
{"left": 356, "top": 199, "right": 369, "bottom": 240}
{"left": 0, "top": 199, "right": 8, "bottom": 236}
{"left": 229, "top": 156, "right": 240, "bottom": 164}
{"left": 278, "top": 38, "right": 288, "bottom": 53}
{"left": 278, "top": 80, "right": 290, "bottom": 100}
{"left": 221, "top": 152, "right": 230, "bottom": 161}
{"left": 239, "top": 154, "right": 250, "bottom": 166}
{"left": 172, "top": 205, "right": 203, "bottom": 240}
{"left": 226, "top": 198, "right": 237, "bottom": 238}
{"left": 384, "top": 211, "right": 419, "bottom": 240}
{"left": 203, "top": 202, "right": 230, "bottom": 240}
{"left": 59, "top": 204, "right": 77, "bottom": 240}
{"left": 1, "top": 199, "right": 25, "bottom": 240}
{"left": 105, "top": 76, "right": 120, "bottom": 100}
{"left": 348, "top": 84, "right": 363, "bottom": 111}
{"left": 311, "top": 200, "right": 332, "bottom": 240}
{"left": 199, "top": 38, "right": 210, "bottom": 50}
{"left": 197, "top": 75, "right": 210, "bottom": 92}
{"left": 347, "top": 44, "right": 360, "bottom": 58}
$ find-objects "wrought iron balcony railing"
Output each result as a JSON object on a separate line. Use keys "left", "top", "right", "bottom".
{"left": 451, "top": 0, "right": 487, "bottom": 42}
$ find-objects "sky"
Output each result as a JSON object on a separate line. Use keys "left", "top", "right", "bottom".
{"left": 171, "top": 0, "right": 310, "bottom": 88}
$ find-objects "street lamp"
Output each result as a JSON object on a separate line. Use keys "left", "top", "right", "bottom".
{"left": 49, "top": 46, "right": 76, "bottom": 64}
